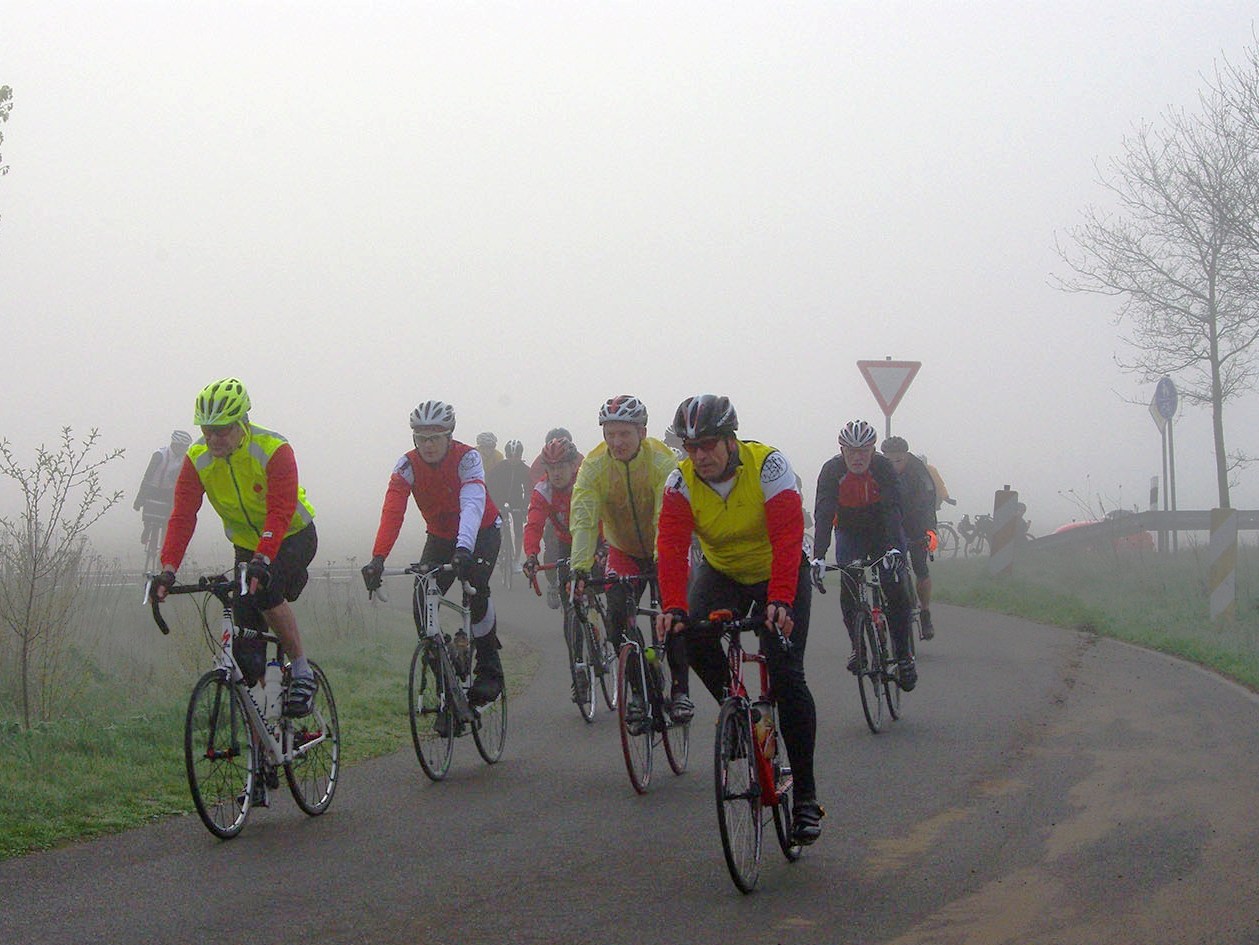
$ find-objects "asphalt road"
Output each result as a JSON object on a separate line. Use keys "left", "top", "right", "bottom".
{"left": 4, "top": 578, "right": 1259, "bottom": 945}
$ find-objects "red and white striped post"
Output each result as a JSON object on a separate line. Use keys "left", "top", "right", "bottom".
{"left": 988, "top": 485, "right": 1020, "bottom": 577}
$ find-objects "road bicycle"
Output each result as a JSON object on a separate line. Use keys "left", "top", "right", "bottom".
{"left": 688, "top": 610, "right": 800, "bottom": 893}
{"left": 528, "top": 559, "right": 617, "bottom": 722}
{"left": 141, "top": 520, "right": 165, "bottom": 575}
{"left": 145, "top": 565, "right": 340, "bottom": 839}
{"left": 374, "top": 561, "right": 507, "bottom": 780}
{"left": 957, "top": 513, "right": 992, "bottom": 557}
{"left": 816, "top": 551, "right": 909, "bottom": 734}
{"left": 598, "top": 570, "right": 689, "bottom": 795}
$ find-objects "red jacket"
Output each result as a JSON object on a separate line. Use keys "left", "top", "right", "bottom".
{"left": 523, "top": 479, "right": 573, "bottom": 556}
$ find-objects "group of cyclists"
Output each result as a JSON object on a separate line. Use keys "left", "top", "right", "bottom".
{"left": 148, "top": 376, "right": 944, "bottom": 848}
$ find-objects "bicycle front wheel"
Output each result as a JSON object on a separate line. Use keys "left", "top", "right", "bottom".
{"left": 284, "top": 661, "right": 340, "bottom": 815}
{"left": 653, "top": 657, "right": 689, "bottom": 775}
{"left": 472, "top": 681, "right": 507, "bottom": 763}
{"left": 617, "top": 643, "right": 653, "bottom": 794}
{"left": 715, "top": 699, "right": 762, "bottom": 893}
{"left": 856, "top": 613, "right": 885, "bottom": 734}
{"left": 409, "top": 638, "right": 455, "bottom": 780}
{"left": 878, "top": 613, "right": 902, "bottom": 721}
{"left": 566, "top": 608, "right": 596, "bottom": 723}
{"left": 185, "top": 671, "right": 254, "bottom": 839}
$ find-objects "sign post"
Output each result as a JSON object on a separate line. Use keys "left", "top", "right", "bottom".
{"left": 1150, "top": 376, "right": 1178, "bottom": 553}
{"left": 857, "top": 358, "right": 921, "bottom": 438}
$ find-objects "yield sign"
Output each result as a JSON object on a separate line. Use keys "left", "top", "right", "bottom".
{"left": 857, "top": 359, "right": 921, "bottom": 417}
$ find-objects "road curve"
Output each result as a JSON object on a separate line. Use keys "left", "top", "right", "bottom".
{"left": 3, "top": 583, "right": 1259, "bottom": 945}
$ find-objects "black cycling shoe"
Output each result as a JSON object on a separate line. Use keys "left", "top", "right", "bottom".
{"left": 846, "top": 650, "right": 860, "bottom": 674}
{"left": 283, "top": 674, "right": 318, "bottom": 718}
{"left": 920, "top": 608, "right": 935, "bottom": 640}
{"left": 898, "top": 658, "right": 918, "bottom": 692}
{"left": 792, "top": 798, "right": 825, "bottom": 845}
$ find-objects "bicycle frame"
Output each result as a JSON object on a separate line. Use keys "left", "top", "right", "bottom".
{"left": 389, "top": 563, "right": 478, "bottom": 726}
{"left": 714, "top": 617, "right": 790, "bottom": 807}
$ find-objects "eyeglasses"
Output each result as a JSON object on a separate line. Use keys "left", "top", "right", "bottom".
{"left": 683, "top": 437, "right": 725, "bottom": 456}
{"left": 413, "top": 432, "right": 449, "bottom": 444}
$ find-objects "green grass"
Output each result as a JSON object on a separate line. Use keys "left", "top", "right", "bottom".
{"left": 0, "top": 579, "right": 538, "bottom": 860}
{"left": 932, "top": 544, "right": 1259, "bottom": 690}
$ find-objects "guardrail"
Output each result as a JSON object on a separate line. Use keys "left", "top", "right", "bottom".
{"left": 1026, "top": 510, "right": 1259, "bottom": 553}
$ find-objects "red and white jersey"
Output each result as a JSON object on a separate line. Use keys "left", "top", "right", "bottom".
{"left": 372, "top": 440, "right": 499, "bottom": 557}
{"left": 523, "top": 479, "right": 574, "bottom": 557}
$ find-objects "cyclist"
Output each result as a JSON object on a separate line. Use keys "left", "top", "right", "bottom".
{"left": 812, "top": 420, "right": 917, "bottom": 691}
{"left": 529, "top": 426, "right": 584, "bottom": 484}
{"left": 920, "top": 454, "right": 953, "bottom": 511}
{"left": 154, "top": 378, "right": 320, "bottom": 720}
{"left": 569, "top": 395, "right": 689, "bottom": 721}
{"left": 362, "top": 400, "right": 505, "bottom": 706}
{"left": 486, "top": 438, "right": 530, "bottom": 571}
{"left": 134, "top": 429, "right": 192, "bottom": 550}
{"left": 522, "top": 436, "right": 580, "bottom": 610}
{"left": 880, "top": 435, "right": 938, "bottom": 639}
{"left": 476, "top": 432, "right": 504, "bottom": 474}
{"left": 655, "top": 394, "right": 823, "bottom": 845}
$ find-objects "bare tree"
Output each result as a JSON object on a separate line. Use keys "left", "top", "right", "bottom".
{"left": 0, "top": 428, "right": 124, "bottom": 729}
{"left": 1054, "top": 86, "right": 1259, "bottom": 509}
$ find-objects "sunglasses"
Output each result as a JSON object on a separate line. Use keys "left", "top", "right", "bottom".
{"left": 683, "top": 437, "right": 725, "bottom": 455}
{"left": 413, "top": 432, "right": 449, "bottom": 444}
{"left": 201, "top": 424, "right": 238, "bottom": 438}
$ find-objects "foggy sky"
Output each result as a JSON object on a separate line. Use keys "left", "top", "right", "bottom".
{"left": 2, "top": 1, "right": 1258, "bottom": 567}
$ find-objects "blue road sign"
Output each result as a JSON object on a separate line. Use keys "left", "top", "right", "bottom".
{"left": 1155, "top": 376, "right": 1178, "bottom": 421}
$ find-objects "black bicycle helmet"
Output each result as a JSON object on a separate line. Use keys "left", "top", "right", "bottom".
{"left": 670, "top": 394, "right": 738, "bottom": 440}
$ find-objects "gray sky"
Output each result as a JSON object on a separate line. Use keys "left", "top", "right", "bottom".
{"left": 3, "top": 1, "right": 1258, "bottom": 565}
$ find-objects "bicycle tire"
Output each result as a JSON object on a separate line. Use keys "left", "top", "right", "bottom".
{"left": 284, "top": 660, "right": 341, "bottom": 815}
{"left": 617, "top": 643, "right": 653, "bottom": 794}
{"left": 655, "top": 656, "right": 689, "bottom": 776}
{"left": 856, "top": 613, "right": 884, "bottom": 734}
{"left": 409, "top": 638, "right": 455, "bottom": 780}
{"left": 769, "top": 703, "right": 801, "bottom": 862}
{"left": 472, "top": 679, "right": 507, "bottom": 763}
{"left": 184, "top": 670, "right": 253, "bottom": 839}
{"left": 588, "top": 606, "right": 618, "bottom": 711}
{"left": 566, "top": 607, "right": 596, "bottom": 723}
{"left": 936, "top": 523, "right": 960, "bottom": 558}
{"left": 878, "top": 612, "right": 902, "bottom": 721}
{"left": 498, "top": 513, "right": 515, "bottom": 589}
{"left": 715, "top": 698, "right": 762, "bottom": 893}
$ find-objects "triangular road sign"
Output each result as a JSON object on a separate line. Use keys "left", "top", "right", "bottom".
{"left": 857, "top": 360, "right": 921, "bottom": 417}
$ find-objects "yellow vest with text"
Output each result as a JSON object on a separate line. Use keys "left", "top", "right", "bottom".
{"left": 188, "top": 424, "right": 315, "bottom": 551}
{"left": 681, "top": 440, "right": 776, "bottom": 585}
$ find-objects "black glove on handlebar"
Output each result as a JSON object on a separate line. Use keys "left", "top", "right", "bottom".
{"left": 245, "top": 555, "right": 272, "bottom": 592}
{"left": 362, "top": 554, "right": 385, "bottom": 592}
{"left": 451, "top": 547, "right": 474, "bottom": 581}
{"left": 154, "top": 570, "right": 176, "bottom": 589}
{"left": 522, "top": 554, "right": 539, "bottom": 580}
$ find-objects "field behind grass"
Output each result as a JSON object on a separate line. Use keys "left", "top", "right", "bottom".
{"left": 932, "top": 543, "right": 1259, "bottom": 689}
{"left": 0, "top": 574, "right": 538, "bottom": 860}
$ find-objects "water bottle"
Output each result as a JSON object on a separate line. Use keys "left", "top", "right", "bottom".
{"left": 263, "top": 659, "right": 284, "bottom": 721}
{"left": 453, "top": 630, "right": 471, "bottom": 677}
{"left": 752, "top": 699, "right": 776, "bottom": 760}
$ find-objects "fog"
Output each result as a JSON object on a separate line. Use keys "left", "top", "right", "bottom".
{"left": 3, "top": 2, "right": 1258, "bottom": 568}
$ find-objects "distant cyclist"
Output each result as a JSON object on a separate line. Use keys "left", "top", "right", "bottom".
{"left": 522, "top": 436, "right": 581, "bottom": 610}
{"left": 154, "top": 378, "right": 321, "bottom": 719}
{"left": 655, "top": 394, "right": 824, "bottom": 844}
{"left": 568, "top": 395, "right": 689, "bottom": 722}
{"left": 134, "top": 429, "right": 192, "bottom": 550}
{"left": 812, "top": 419, "right": 917, "bottom": 691}
{"left": 880, "top": 435, "right": 938, "bottom": 639}
{"left": 476, "top": 432, "right": 504, "bottom": 474}
{"left": 362, "top": 401, "right": 505, "bottom": 706}
{"left": 486, "top": 439, "right": 530, "bottom": 570}
{"left": 530, "top": 426, "right": 584, "bottom": 484}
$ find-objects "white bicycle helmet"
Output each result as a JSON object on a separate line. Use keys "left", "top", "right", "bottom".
{"left": 837, "top": 420, "right": 878, "bottom": 448}
{"left": 410, "top": 400, "right": 456, "bottom": 432}
{"left": 170, "top": 430, "right": 193, "bottom": 448}
{"left": 598, "top": 394, "right": 648, "bottom": 426}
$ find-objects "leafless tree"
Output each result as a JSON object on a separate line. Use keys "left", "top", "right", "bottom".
{"left": 1053, "top": 84, "right": 1259, "bottom": 509}
{"left": 0, "top": 428, "right": 124, "bottom": 729}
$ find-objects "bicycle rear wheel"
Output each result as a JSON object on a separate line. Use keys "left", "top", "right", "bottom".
{"left": 185, "top": 670, "right": 254, "bottom": 839}
{"left": 566, "top": 608, "right": 596, "bottom": 723}
{"left": 936, "top": 523, "right": 959, "bottom": 558}
{"left": 284, "top": 661, "right": 340, "bottom": 815}
{"left": 878, "top": 613, "right": 902, "bottom": 721}
{"left": 856, "top": 613, "right": 885, "bottom": 734}
{"left": 589, "top": 608, "right": 618, "bottom": 710}
{"left": 473, "top": 681, "right": 507, "bottom": 763}
{"left": 409, "top": 638, "right": 455, "bottom": 780}
{"left": 617, "top": 643, "right": 653, "bottom": 793}
{"left": 715, "top": 699, "right": 762, "bottom": 893}
{"left": 651, "top": 654, "right": 689, "bottom": 775}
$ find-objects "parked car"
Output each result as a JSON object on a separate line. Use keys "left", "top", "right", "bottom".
{"left": 1051, "top": 510, "right": 1155, "bottom": 552}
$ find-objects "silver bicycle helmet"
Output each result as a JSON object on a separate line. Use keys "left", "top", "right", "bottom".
{"left": 598, "top": 394, "right": 648, "bottom": 426}
{"left": 837, "top": 420, "right": 878, "bottom": 448}
{"left": 410, "top": 400, "right": 456, "bottom": 432}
